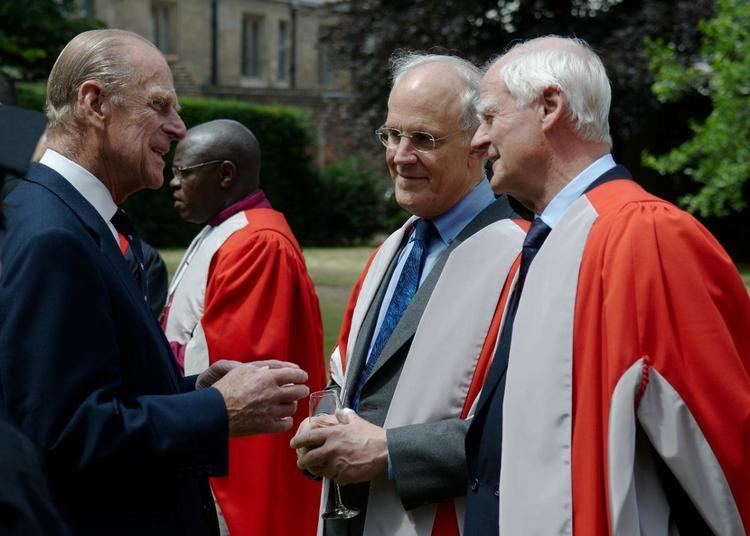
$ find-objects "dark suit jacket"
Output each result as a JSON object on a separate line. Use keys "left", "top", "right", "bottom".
{"left": 0, "top": 409, "right": 67, "bottom": 535}
{"left": 325, "top": 197, "right": 516, "bottom": 536}
{"left": 0, "top": 163, "right": 229, "bottom": 535}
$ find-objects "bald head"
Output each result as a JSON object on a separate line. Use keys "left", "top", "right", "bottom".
{"left": 181, "top": 119, "right": 261, "bottom": 193}
{"left": 171, "top": 119, "right": 262, "bottom": 224}
{"left": 389, "top": 52, "right": 482, "bottom": 136}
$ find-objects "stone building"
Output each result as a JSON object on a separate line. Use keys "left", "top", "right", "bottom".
{"left": 80, "top": 0, "right": 353, "bottom": 164}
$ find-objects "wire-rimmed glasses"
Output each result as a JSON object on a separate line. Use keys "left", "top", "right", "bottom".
{"left": 171, "top": 159, "right": 226, "bottom": 181}
{"left": 375, "top": 126, "right": 460, "bottom": 153}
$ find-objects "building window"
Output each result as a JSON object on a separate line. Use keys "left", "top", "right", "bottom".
{"left": 318, "top": 40, "right": 335, "bottom": 89}
{"left": 242, "top": 16, "right": 263, "bottom": 78}
{"left": 277, "top": 20, "right": 290, "bottom": 82}
{"left": 151, "top": 3, "right": 175, "bottom": 55}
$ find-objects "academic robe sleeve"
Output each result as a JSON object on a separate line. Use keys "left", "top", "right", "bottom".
{"left": 199, "top": 227, "right": 325, "bottom": 536}
{"left": 572, "top": 199, "right": 750, "bottom": 534}
{"left": 0, "top": 230, "right": 228, "bottom": 478}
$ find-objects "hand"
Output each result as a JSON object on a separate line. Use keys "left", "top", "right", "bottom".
{"left": 290, "top": 410, "right": 388, "bottom": 485}
{"left": 196, "top": 360, "right": 241, "bottom": 389}
{"left": 291, "top": 415, "right": 338, "bottom": 465}
{"left": 196, "top": 359, "right": 299, "bottom": 389}
{"left": 213, "top": 363, "right": 309, "bottom": 436}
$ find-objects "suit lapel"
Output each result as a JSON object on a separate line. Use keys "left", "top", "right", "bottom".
{"left": 342, "top": 245, "right": 403, "bottom": 405}
{"left": 363, "top": 196, "right": 517, "bottom": 384}
{"left": 26, "top": 164, "right": 181, "bottom": 389}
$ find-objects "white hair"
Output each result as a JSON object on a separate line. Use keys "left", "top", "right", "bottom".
{"left": 389, "top": 51, "right": 482, "bottom": 136}
{"left": 495, "top": 36, "right": 612, "bottom": 147}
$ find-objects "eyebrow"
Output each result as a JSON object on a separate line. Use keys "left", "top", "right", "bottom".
{"left": 476, "top": 101, "right": 498, "bottom": 116}
{"left": 151, "top": 87, "right": 181, "bottom": 112}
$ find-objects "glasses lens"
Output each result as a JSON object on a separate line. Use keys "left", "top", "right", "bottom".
{"left": 378, "top": 128, "right": 401, "bottom": 148}
{"left": 376, "top": 128, "right": 389, "bottom": 147}
{"left": 411, "top": 132, "right": 436, "bottom": 152}
{"left": 171, "top": 166, "right": 180, "bottom": 178}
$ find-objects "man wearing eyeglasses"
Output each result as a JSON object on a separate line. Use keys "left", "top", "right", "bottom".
{"left": 162, "top": 119, "right": 325, "bottom": 536}
{"left": 291, "top": 52, "right": 526, "bottom": 535}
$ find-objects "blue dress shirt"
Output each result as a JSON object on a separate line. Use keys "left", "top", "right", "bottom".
{"left": 367, "top": 179, "right": 496, "bottom": 363}
{"left": 540, "top": 154, "right": 616, "bottom": 228}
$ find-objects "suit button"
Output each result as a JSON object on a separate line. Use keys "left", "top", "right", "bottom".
{"left": 471, "top": 478, "right": 479, "bottom": 492}
{"left": 494, "top": 486, "right": 500, "bottom": 497}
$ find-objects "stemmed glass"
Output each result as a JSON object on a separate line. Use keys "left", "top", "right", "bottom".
{"left": 309, "top": 390, "right": 360, "bottom": 520}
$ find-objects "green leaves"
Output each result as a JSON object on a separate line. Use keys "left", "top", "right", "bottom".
{"left": 644, "top": 0, "right": 750, "bottom": 217}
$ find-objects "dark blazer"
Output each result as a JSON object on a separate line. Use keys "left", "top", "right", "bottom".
{"left": 0, "top": 163, "right": 229, "bottom": 536}
{"left": 325, "top": 196, "right": 516, "bottom": 536}
{"left": 0, "top": 409, "right": 67, "bottom": 535}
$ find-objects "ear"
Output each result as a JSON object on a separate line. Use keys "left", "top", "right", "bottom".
{"left": 78, "top": 81, "right": 107, "bottom": 127}
{"left": 219, "top": 160, "right": 237, "bottom": 189}
{"left": 539, "top": 85, "right": 564, "bottom": 131}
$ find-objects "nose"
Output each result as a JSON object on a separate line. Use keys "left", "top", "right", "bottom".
{"left": 392, "top": 136, "right": 418, "bottom": 165}
{"left": 165, "top": 109, "right": 187, "bottom": 140}
{"left": 471, "top": 123, "right": 490, "bottom": 154}
{"left": 169, "top": 174, "right": 180, "bottom": 189}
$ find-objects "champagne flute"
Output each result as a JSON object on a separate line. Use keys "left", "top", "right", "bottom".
{"left": 309, "top": 390, "right": 360, "bottom": 520}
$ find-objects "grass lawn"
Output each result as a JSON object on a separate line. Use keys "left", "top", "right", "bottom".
{"left": 739, "top": 263, "right": 750, "bottom": 290}
{"left": 160, "top": 246, "right": 374, "bottom": 356}
{"left": 161, "top": 248, "right": 750, "bottom": 357}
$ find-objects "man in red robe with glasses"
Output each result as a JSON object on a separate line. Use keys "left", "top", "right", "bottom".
{"left": 163, "top": 119, "right": 325, "bottom": 536}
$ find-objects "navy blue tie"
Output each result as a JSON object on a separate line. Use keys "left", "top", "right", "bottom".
{"left": 352, "top": 219, "right": 434, "bottom": 409}
{"left": 111, "top": 209, "right": 149, "bottom": 302}
{"left": 486, "top": 217, "right": 551, "bottom": 399}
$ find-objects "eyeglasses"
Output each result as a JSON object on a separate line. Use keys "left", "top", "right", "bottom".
{"left": 171, "top": 159, "right": 226, "bottom": 180}
{"left": 375, "top": 127, "right": 460, "bottom": 153}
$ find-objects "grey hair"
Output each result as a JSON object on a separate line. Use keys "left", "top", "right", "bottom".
{"left": 46, "top": 29, "right": 156, "bottom": 135}
{"left": 493, "top": 36, "right": 612, "bottom": 147}
{"left": 389, "top": 51, "right": 482, "bottom": 137}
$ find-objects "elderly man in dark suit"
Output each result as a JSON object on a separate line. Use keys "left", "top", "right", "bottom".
{"left": 291, "top": 52, "right": 526, "bottom": 535}
{"left": 0, "top": 29, "right": 309, "bottom": 536}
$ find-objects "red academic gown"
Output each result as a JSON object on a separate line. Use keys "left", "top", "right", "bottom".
{"left": 497, "top": 179, "right": 750, "bottom": 534}
{"left": 163, "top": 202, "right": 325, "bottom": 536}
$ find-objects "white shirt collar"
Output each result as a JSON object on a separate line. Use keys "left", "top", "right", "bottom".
{"left": 540, "top": 153, "right": 616, "bottom": 228}
{"left": 40, "top": 149, "right": 119, "bottom": 243}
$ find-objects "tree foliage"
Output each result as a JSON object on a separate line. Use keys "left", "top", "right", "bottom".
{"left": 324, "top": 0, "right": 714, "bottom": 155}
{"left": 644, "top": 0, "right": 749, "bottom": 217}
{"left": 0, "top": 0, "right": 99, "bottom": 81}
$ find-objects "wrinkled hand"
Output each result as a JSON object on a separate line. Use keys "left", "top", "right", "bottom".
{"left": 291, "top": 415, "right": 338, "bottom": 467}
{"left": 196, "top": 360, "right": 241, "bottom": 389}
{"left": 196, "top": 359, "right": 299, "bottom": 389}
{"left": 290, "top": 410, "right": 388, "bottom": 485}
{"left": 213, "top": 363, "right": 309, "bottom": 436}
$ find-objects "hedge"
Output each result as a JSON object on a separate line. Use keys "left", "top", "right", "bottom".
{"left": 17, "top": 84, "right": 324, "bottom": 247}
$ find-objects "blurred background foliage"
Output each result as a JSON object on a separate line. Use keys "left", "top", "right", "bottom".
{"left": 5, "top": 0, "right": 749, "bottom": 258}
{"left": 643, "top": 0, "right": 750, "bottom": 218}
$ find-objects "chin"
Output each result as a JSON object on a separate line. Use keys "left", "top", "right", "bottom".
{"left": 489, "top": 174, "right": 507, "bottom": 195}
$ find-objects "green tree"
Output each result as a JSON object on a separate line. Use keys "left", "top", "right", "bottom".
{"left": 644, "top": 0, "right": 750, "bottom": 217}
{"left": 0, "top": 0, "right": 99, "bottom": 81}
